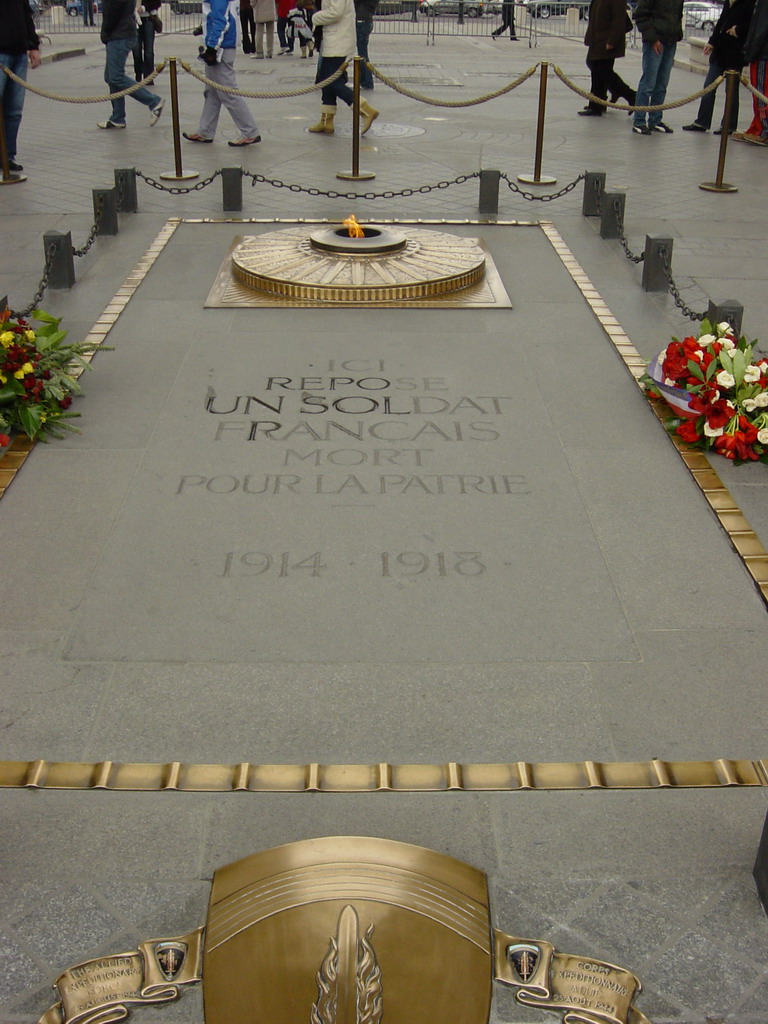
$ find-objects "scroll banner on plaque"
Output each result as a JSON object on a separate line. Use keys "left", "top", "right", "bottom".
{"left": 38, "top": 930, "right": 203, "bottom": 1024}
{"left": 494, "top": 931, "right": 651, "bottom": 1024}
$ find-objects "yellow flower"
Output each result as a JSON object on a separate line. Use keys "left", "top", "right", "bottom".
{"left": 0, "top": 373, "right": 6, "bottom": 384}
{"left": 25, "top": 330, "right": 36, "bottom": 342}
{"left": 0, "top": 331, "right": 14, "bottom": 348}
{"left": 13, "top": 361, "right": 34, "bottom": 379}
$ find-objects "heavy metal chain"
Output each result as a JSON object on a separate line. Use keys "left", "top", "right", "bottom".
{"left": 72, "top": 192, "right": 106, "bottom": 258}
{"left": 241, "top": 170, "right": 478, "bottom": 200}
{"left": 658, "top": 244, "right": 705, "bottom": 322}
{"left": 612, "top": 197, "right": 644, "bottom": 264}
{"left": 499, "top": 171, "right": 585, "bottom": 203}
{"left": 10, "top": 241, "right": 57, "bottom": 319}
{"left": 136, "top": 169, "right": 222, "bottom": 194}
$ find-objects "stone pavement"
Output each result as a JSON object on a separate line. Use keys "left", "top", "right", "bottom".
{"left": 2, "top": 23, "right": 768, "bottom": 1024}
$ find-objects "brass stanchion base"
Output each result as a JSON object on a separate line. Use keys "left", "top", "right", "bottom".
{"left": 518, "top": 173, "right": 556, "bottom": 185}
{"left": 699, "top": 181, "right": 738, "bottom": 193}
{"left": 0, "top": 173, "right": 26, "bottom": 185}
{"left": 336, "top": 170, "right": 376, "bottom": 181}
{"left": 159, "top": 170, "right": 200, "bottom": 181}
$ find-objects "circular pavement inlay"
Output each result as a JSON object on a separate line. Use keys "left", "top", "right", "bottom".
{"left": 319, "top": 122, "right": 427, "bottom": 138}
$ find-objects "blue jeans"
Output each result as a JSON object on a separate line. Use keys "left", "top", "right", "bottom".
{"left": 694, "top": 59, "right": 739, "bottom": 131}
{"left": 634, "top": 40, "right": 676, "bottom": 129}
{"left": 316, "top": 55, "right": 354, "bottom": 106}
{"left": 355, "top": 19, "right": 373, "bottom": 88}
{"left": 0, "top": 52, "right": 28, "bottom": 160}
{"left": 103, "top": 36, "right": 161, "bottom": 125}
{"left": 133, "top": 16, "right": 157, "bottom": 80}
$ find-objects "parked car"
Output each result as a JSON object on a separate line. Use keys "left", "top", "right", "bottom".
{"left": 683, "top": 0, "right": 722, "bottom": 31}
{"left": 419, "top": 0, "right": 486, "bottom": 16}
{"left": 65, "top": 0, "right": 102, "bottom": 14}
{"left": 522, "top": 0, "right": 588, "bottom": 17}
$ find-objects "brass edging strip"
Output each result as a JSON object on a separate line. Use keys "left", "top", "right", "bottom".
{"left": 0, "top": 219, "right": 181, "bottom": 502}
{"left": 539, "top": 220, "right": 768, "bottom": 609}
{"left": 0, "top": 759, "right": 765, "bottom": 793}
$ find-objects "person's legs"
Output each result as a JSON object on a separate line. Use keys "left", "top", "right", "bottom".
{"left": 104, "top": 36, "right": 162, "bottom": 123}
{"left": 0, "top": 52, "right": 27, "bottom": 160}
{"left": 585, "top": 58, "right": 609, "bottom": 114}
{"left": 266, "top": 22, "right": 274, "bottom": 56}
{"left": 633, "top": 41, "right": 661, "bottom": 128}
{"left": 689, "top": 60, "right": 720, "bottom": 129}
{"left": 215, "top": 51, "right": 260, "bottom": 138}
{"left": 647, "top": 41, "right": 675, "bottom": 128}
{"left": 140, "top": 17, "right": 156, "bottom": 78}
{"left": 255, "top": 21, "right": 265, "bottom": 56}
{"left": 356, "top": 19, "right": 373, "bottom": 88}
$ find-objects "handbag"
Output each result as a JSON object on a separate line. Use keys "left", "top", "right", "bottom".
{"left": 150, "top": 12, "right": 163, "bottom": 32}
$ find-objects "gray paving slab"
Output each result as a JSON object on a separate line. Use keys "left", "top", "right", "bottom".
{"left": 2, "top": 24, "right": 768, "bottom": 1024}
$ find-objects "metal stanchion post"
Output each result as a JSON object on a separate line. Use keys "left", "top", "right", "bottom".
{"left": 337, "top": 57, "right": 375, "bottom": 181}
{"left": 700, "top": 70, "right": 738, "bottom": 193}
{"left": 0, "top": 102, "right": 25, "bottom": 185}
{"left": 160, "top": 57, "right": 199, "bottom": 181}
{"left": 518, "top": 61, "right": 556, "bottom": 185}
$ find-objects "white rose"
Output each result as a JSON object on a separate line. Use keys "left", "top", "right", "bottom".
{"left": 759, "top": 429, "right": 768, "bottom": 444}
{"left": 756, "top": 392, "right": 768, "bottom": 408}
{"left": 721, "top": 337, "right": 737, "bottom": 351}
{"left": 743, "top": 398, "right": 758, "bottom": 412}
{"left": 717, "top": 322, "right": 735, "bottom": 335}
{"left": 716, "top": 370, "right": 735, "bottom": 389}
{"left": 703, "top": 422, "right": 724, "bottom": 437}
{"left": 698, "top": 334, "right": 716, "bottom": 347}
{"left": 745, "top": 365, "right": 762, "bottom": 383}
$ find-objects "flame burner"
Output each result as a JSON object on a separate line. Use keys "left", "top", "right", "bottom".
{"left": 230, "top": 225, "right": 488, "bottom": 305}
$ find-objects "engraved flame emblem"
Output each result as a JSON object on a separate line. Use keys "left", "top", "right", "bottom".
{"left": 507, "top": 944, "right": 539, "bottom": 984}
{"left": 343, "top": 215, "right": 365, "bottom": 239}
{"left": 310, "top": 906, "right": 383, "bottom": 1024}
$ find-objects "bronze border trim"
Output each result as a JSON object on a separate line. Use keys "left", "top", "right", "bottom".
{"left": 0, "top": 758, "right": 765, "bottom": 792}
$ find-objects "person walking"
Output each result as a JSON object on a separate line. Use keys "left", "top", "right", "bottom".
{"left": 253, "top": 0, "right": 276, "bottom": 55}
{"left": 83, "top": 0, "right": 95, "bottom": 27}
{"left": 277, "top": 0, "right": 295, "bottom": 53}
{"left": 631, "top": 0, "right": 683, "bottom": 133}
{"left": 240, "top": 0, "right": 256, "bottom": 53}
{"left": 0, "top": 0, "right": 41, "bottom": 173}
{"left": 98, "top": 0, "right": 164, "bottom": 129}
{"left": 682, "top": 0, "right": 754, "bottom": 133}
{"left": 133, "top": 0, "right": 162, "bottom": 80}
{"left": 579, "top": 0, "right": 635, "bottom": 116}
{"left": 182, "top": 0, "right": 261, "bottom": 145}
{"left": 736, "top": 0, "right": 768, "bottom": 142}
{"left": 309, "top": 0, "right": 378, "bottom": 134}
{"left": 491, "top": 0, "right": 517, "bottom": 40}
{"left": 354, "top": 0, "right": 378, "bottom": 88}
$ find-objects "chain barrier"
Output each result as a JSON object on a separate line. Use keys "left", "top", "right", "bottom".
{"left": 9, "top": 241, "right": 57, "bottom": 320}
{"left": 0, "top": 60, "right": 167, "bottom": 103}
{"left": 240, "top": 169, "right": 479, "bottom": 200}
{"left": 136, "top": 168, "right": 222, "bottom": 194}
{"left": 179, "top": 58, "right": 350, "bottom": 99}
{"left": 551, "top": 63, "right": 725, "bottom": 114}
{"left": 72, "top": 192, "right": 106, "bottom": 258}
{"left": 500, "top": 170, "right": 585, "bottom": 202}
{"left": 658, "top": 244, "right": 705, "bottom": 322}
{"left": 612, "top": 197, "right": 644, "bottom": 264}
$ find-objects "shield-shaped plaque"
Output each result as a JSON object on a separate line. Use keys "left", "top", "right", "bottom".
{"left": 202, "top": 836, "right": 493, "bottom": 1024}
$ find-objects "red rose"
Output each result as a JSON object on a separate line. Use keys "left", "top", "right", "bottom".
{"left": 0, "top": 433, "right": 10, "bottom": 448}
{"left": 676, "top": 421, "right": 701, "bottom": 443}
{"left": 59, "top": 396, "right": 73, "bottom": 410}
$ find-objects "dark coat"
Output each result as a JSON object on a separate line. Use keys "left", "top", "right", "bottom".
{"left": 101, "top": 0, "right": 139, "bottom": 42}
{"left": 0, "top": 0, "right": 40, "bottom": 55}
{"left": 707, "top": 0, "right": 754, "bottom": 69}
{"left": 585, "top": 0, "right": 628, "bottom": 58}
{"left": 744, "top": 0, "right": 768, "bottom": 60}
{"left": 633, "top": 0, "right": 684, "bottom": 44}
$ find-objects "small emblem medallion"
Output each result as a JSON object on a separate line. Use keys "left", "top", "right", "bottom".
{"left": 155, "top": 942, "right": 187, "bottom": 981}
{"left": 507, "top": 944, "right": 540, "bottom": 984}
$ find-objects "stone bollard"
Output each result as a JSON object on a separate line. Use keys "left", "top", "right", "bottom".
{"left": 93, "top": 187, "right": 119, "bottom": 236}
{"left": 599, "top": 190, "right": 624, "bottom": 239}
{"left": 221, "top": 168, "right": 243, "bottom": 212}
{"left": 478, "top": 170, "right": 501, "bottom": 216}
{"left": 642, "top": 235, "right": 673, "bottom": 292}
{"left": 707, "top": 300, "right": 743, "bottom": 336}
{"left": 582, "top": 171, "right": 606, "bottom": 217}
{"left": 114, "top": 168, "right": 138, "bottom": 213}
{"left": 565, "top": 7, "right": 580, "bottom": 32}
{"left": 43, "top": 231, "right": 76, "bottom": 289}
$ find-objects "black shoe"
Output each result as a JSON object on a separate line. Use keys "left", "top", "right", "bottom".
{"left": 509, "top": 34, "right": 518, "bottom": 39}
{"left": 8, "top": 159, "right": 22, "bottom": 171}
{"left": 682, "top": 122, "right": 707, "bottom": 132}
{"left": 650, "top": 121, "right": 674, "bottom": 133}
{"left": 632, "top": 124, "right": 651, "bottom": 135}
{"left": 578, "top": 108, "right": 602, "bottom": 116}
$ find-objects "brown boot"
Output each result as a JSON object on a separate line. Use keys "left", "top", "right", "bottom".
{"left": 359, "top": 98, "right": 379, "bottom": 135}
{"left": 308, "top": 105, "right": 336, "bottom": 134}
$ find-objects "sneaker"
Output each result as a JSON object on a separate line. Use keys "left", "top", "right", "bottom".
{"left": 149, "top": 98, "right": 165, "bottom": 126}
{"left": 632, "top": 124, "right": 651, "bottom": 135}
{"left": 650, "top": 121, "right": 673, "bottom": 133}
{"left": 682, "top": 122, "right": 707, "bottom": 132}
{"left": 97, "top": 120, "right": 126, "bottom": 129}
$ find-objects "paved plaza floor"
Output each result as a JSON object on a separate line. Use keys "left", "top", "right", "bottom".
{"left": 1, "top": 21, "right": 768, "bottom": 1024}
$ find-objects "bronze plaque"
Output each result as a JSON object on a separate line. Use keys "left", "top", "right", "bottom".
{"left": 203, "top": 836, "right": 492, "bottom": 1024}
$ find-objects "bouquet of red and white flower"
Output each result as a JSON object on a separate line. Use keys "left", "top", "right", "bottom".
{"left": 642, "top": 319, "right": 768, "bottom": 464}
{"left": 0, "top": 308, "right": 100, "bottom": 447}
